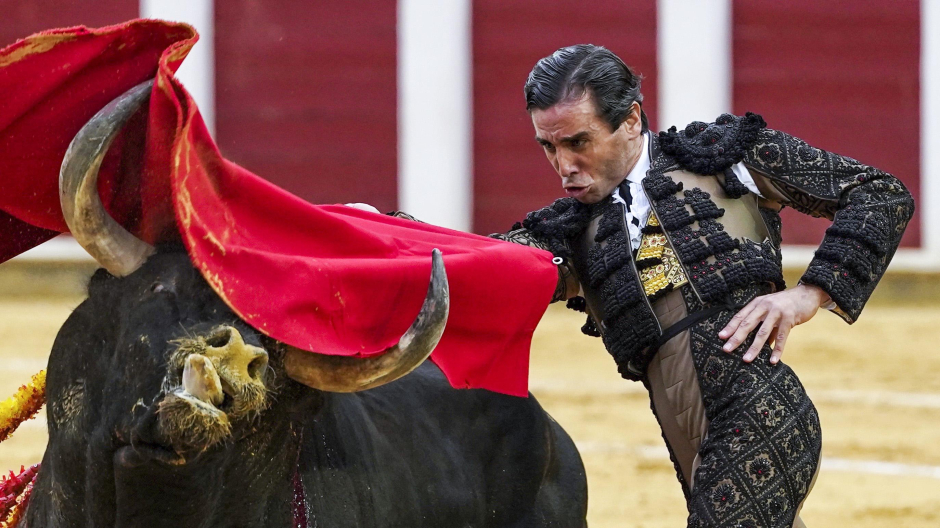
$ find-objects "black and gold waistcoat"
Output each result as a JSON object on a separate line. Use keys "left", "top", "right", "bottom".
{"left": 513, "top": 113, "right": 914, "bottom": 381}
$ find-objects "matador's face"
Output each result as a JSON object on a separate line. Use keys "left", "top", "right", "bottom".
{"left": 531, "top": 94, "right": 643, "bottom": 204}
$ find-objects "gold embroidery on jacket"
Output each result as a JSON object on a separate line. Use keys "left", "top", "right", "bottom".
{"left": 637, "top": 215, "right": 688, "bottom": 298}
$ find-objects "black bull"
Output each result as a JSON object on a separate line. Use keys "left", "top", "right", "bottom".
{"left": 25, "top": 252, "right": 588, "bottom": 527}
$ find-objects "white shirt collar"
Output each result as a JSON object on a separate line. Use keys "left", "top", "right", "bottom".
{"left": 625, "top": 131, "right": 651, "bottom": 185}
{"left": 610, "top": 133, "right": 652, "bottom": 251}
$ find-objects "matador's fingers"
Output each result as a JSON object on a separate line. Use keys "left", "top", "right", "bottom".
{"left": 719, "top": 300, "right": 757, "bottom": 340}
{"left": 743, "top": 312, "right": 779, "bottom": 362}
{"left": 722, "top": 303, "right": 767, "bottom": 352}
{"left": 770, "top": 323, "right": 792, "bottom": 364}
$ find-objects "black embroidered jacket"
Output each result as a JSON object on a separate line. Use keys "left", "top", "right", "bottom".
{"left": 506, "top": 113, "right": 915, "bottom": 380}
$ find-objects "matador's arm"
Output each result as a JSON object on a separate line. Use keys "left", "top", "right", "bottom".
{"left": 488, "top": 225, "right": 579, "bottom": 303}
{"left": 385, "top": 210, "right": 579, "bottom": 303}
{"left": 742, "top": 128, "right": 915, "bottom": 323}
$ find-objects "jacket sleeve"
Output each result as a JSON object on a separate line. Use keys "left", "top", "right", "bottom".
{"left": 488, "top": 226, "right": 579, "bottom": 303}
{"left": 386, "top": 210, "right": 578, "bottom": 303}
{"left": 742, "top": 128, "right": 915, "bottom": 323}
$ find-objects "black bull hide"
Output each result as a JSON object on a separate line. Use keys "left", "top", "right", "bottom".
{"left": 25, "top": 251, "right": 588, "bottom": 527}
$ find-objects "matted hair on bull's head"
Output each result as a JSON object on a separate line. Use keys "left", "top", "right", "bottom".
{"left": 524, "top": 44, "right": 648, "bottom": 133}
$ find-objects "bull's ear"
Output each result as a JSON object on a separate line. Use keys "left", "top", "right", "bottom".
{"left": 87, "top": 268, "right": 118, "bottom": 296}
{"left": 90, "top": 268, "right": 116, "bottom": 284}
{"left": 283, "top": 250, "right": 449, "bottom": 393}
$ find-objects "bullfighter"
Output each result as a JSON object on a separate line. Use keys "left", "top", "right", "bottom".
{"left": 492, "top": 44, "right": 914, "bottom": 527}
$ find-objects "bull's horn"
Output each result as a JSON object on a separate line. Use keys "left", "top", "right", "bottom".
{"left": 284, "top": 249, "right": 449, "bottom": 392}
{"left": 60, "top": 80, "right": 156, "bottom": 277}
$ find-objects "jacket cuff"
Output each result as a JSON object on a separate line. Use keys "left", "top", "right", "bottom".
{"left": 800, "top": 256, "right": 862, "bottom": 324}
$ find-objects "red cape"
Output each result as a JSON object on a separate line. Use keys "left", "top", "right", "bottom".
{"left": 0, "top": 20, "right": 558, "bottom": 397}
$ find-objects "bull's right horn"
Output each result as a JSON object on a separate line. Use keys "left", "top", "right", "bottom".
{"left": 284, "top": 249, "right": 449, "bottom": 392}
{"left": 60, "top": 80, "right": 156, "bottom": 277}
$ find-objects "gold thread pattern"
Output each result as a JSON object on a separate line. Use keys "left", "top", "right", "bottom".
{"left": 638, "top": 215, "right": 688, "bottom": 298}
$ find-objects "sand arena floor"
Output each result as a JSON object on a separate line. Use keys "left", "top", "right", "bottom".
{"left": 0, "top": 294, "right": 938, "bottom": 527}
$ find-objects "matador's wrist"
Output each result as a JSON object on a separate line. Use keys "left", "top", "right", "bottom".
{"left": 797, "top": 281, "right": 835, "bottom": 310}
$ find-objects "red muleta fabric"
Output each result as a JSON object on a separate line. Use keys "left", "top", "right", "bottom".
{"left": 0, "top": 20, "right": 558, "bottom": 397}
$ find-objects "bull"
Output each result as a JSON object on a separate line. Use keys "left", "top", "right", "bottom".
{"left": 22, "top": 82, "right": 589, "bottom": 527}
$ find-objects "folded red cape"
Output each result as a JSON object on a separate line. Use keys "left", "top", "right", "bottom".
{"left": 0, "top": 20, "right": 558, "bottom": 397}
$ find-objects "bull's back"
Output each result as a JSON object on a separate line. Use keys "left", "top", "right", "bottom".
{"left": 296, "top": 361, "right": 587, "bottom": 527}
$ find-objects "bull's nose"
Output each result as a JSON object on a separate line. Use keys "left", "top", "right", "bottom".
{"left": 204, "top": 326, "right": 269, "bottom": 382}
{"left": 205, "top": 327, "right": 234, "bottom": 348}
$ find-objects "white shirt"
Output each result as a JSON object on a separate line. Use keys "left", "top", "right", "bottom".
{"left": 612, "top": 132, "right": 762, "bottom": 250}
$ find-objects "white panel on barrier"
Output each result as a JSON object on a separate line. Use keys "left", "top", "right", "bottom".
{"left": 140, "top": 0, "right": 215, "bottom": 137}
{"left": 657, "top": 0, "right": 732, "bottom": 130}
{"left": 398, "top": 0, "right": 472, "bottom": 231}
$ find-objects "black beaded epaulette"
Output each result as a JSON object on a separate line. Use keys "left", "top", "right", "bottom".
{"left": 521, "top": 197, "right": 592, "bottom": 261}
{"left": 659, "top": 112, "right": 767, "bottom": 198}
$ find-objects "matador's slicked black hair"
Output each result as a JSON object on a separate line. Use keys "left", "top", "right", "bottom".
{"left": 524, "top": 44, "right": 648, "bottom": 133}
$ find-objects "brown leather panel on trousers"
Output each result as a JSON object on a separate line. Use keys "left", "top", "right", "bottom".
{"left": 646, "top": 289, "right": 709, "bottom": 487}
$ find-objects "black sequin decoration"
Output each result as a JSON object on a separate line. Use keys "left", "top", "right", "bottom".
{"left": 659, "top": 112, "right": 767, "bottom": 176}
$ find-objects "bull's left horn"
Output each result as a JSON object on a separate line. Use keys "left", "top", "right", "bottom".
{"left": 60, "top": 80, "right": 156, "bottom": 277}
{"left": 284, "top": 249, "right": 449, "bottom": 392}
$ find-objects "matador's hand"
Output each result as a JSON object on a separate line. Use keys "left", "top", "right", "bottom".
{"left": 718, "top": 284, "right": 831, "bottom": 364}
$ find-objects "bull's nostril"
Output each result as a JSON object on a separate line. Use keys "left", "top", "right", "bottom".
{"left": 248, "top": 355, "right": 268, "bottom": 379}
{"left": 205, "top": 328, "right": 232, "bottom": 348}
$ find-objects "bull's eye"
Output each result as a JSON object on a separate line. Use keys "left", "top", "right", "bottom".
{"left": 150, "top": 282, "right": 171, "bottom": 294}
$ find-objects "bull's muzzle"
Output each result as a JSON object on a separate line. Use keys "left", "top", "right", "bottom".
{"left": 178, "top": 326, "right": 269, "bottom": 415}
{"left": 158, "top": 326, "right": 270, "bottom": 453}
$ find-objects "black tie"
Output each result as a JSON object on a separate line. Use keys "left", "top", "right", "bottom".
{"left": 619, "top": 180, "right": 641, "bottom": 228}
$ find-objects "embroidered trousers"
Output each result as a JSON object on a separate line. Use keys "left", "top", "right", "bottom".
{"left": 645, "top": 287, "right": 821, "bottom": 527}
